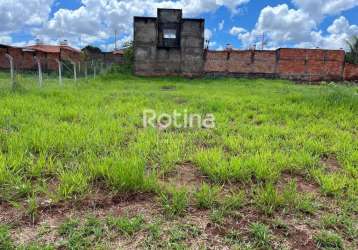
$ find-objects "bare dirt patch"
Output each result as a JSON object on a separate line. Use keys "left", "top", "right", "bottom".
{"left": 0, "top": 202, "right": 23, "bottom": 226}
{"left": 288, "top": 225, "right": 317, "bottom": 250}
{"left": 161, "top": 162, "right": 208, "bottom": 190}
{"left": 161, "top": 86, "right": 176, "bottom": 91}
{"left": 320, "top": 155, "right": 341, "bottom": 173}
{"left": 279, "top": 172, "right": 320, "bottom": 193}
{"left": 2, "top": 188, "right": 159, "bottom": 246}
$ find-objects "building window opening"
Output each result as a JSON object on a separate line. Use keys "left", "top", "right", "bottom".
{"left": 163, "top": 29, "right": 177, "bottom": 39}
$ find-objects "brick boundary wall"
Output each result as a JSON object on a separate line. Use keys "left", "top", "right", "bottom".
{"left": 0, "top": 46, "right": 82, "bottom": 72}
{"left": 1, "top": 46, "right": 122, "bottom": 73}
{"left": 344, "top": 63, "right": 358, "bottom": 81}
{"left": 2, "top": 46, "right": 358, "bottom": 81}
{"left": 204, "top": 48, "right": 358, "bottom": 81}
{"left": 0, "top": 47, "right": 62, "bottom": 72}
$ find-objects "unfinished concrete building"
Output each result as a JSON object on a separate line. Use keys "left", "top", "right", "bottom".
{"left": 134, "top": 9, "right": 205, "bottom": 77}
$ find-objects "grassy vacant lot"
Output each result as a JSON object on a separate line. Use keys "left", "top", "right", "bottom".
{"left": 0, "top": 72, "right": 357, "bottom": 249}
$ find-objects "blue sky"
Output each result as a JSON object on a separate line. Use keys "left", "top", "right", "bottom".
{"left": 0, "top": 0, "right": 357, "bottom": 51}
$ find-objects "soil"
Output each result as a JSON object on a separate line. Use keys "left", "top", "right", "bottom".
{"left": 277, "top": 171, "right": 320, "bottom": 194}
{"left": 320, "top": 155, "right": 342, "bottom": 173}
{"left": 161, "top": 162, "right": 208, "bottom": 190}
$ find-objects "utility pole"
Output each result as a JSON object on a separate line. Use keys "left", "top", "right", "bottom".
{"left": 114, "top": 29, "right": 118, "bottom": 50}
{"left": 261, "top": 33, "right": 265, "bottom": 50}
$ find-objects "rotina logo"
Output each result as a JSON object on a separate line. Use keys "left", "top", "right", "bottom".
{"left": 143, "top": 109, "right": 215, "bottom": 129}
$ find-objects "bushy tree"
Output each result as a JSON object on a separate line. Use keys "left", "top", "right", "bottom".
{"left": 345, "top": 36, "right": 358, "bottom": 64}
{"left": 122, "top": 41, "right": 134, "bottom": 65}
{"left": 81, "top": 45, "right": 102, "bottom": 54}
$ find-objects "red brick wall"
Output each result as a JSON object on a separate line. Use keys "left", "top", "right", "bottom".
{"left": 277, "top": 49, "right": 345, "bottom": 81}
{"left": 344, "top": 63, "right": 358, "bottom": 81}
{"left": 204, "top": 48, "right": 348, "bottom": 81}
{"left": 1, "top": 47, "right": 81, "bottom": 72}
{"left": 60, "top": 48, "right": 81, "bottom": 63}
{"left": 22, "top": 52, "right": 36, "bottom": 70}
{"left": 204, "top": 51, "right": 228, "bottom": 72}
{"left": 205, "top": 50, "right": 277, "bottom": 75}
{"left": 0, "top": 48, "right": 8, "bottom": 69}
{"left": 7, "top": 48, "right": 24, "bottom": 71}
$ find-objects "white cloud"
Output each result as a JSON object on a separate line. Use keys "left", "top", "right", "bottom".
{"left": 230, "top": 3, "right": 358, "bottom": 50}
{"left": 293, "top": 0, "right": 358, "bottom": 21}
{"left": 255, "top": 4, "right": 315, "bottom": 44}
{"left": 0, "top": 0, "right": 54, "bottom": 33}
{"left": 230, "top": 4, "right": 315, "bottom": 48}
{"left": 218, "top": 20, "right": 225, "bottom": 31}
{"left": 230, "top": 27, "right": 247, "bottom": 35}
{"left": 305, "top": 16, "right": 358, "bottom": 49}
{"left": 327, "top": 16, "right": 358, "bottom": 35}
{"left": 0, "top": 35, "right": 12, "bottom": 45}
{"left": 32, "top": 0, "right": 251, "bottom": 48}
{"left": 205, "top": 29, "right": 213, "bottom": 41}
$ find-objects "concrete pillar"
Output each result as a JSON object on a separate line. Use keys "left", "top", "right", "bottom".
{"left": 5, "top": 54, "right": 15, "bottom": 89}
{"left": 71, "top": 61, "right": 77, "bottom": 82}
{"left": 34, "top": 56, "right": 43, "bottom": 87}
{"left": 56, "top": 59, "right": 63, "bottom": 85}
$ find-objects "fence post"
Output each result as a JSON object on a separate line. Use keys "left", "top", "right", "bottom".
{"left": 84, "top": 61, "right": 88, "bottom": 80}
{"left": 100, "top": 62, "right": 104, "bottom": 74}
{"left": 5, "top": 54, "right": 15, "bottom": 89}
{"left": 92, "top": 60, "right": 96, "bottom": 79}
{"left": 34, "top": 56, "right": 43, "bottom": 87}
{"left": 56, "top": 59, "right": 63, "bottom": 85}
{"left": 71, "top": 61, "right": 77, "bottom": 83}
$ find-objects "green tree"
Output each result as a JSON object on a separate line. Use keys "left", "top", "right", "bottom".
{"left": 345, "top": 36, "right": 358, "bottom": 64}
{"left": 122, "top": 41, "right": 134, "bottom": 65}
{"left": 81, "top": 45, "right": 102, "bottom": 54}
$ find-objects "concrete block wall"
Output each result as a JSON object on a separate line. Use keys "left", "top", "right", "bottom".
{"left": 134, "top": 9, "right": 205, "bottom": 77}
{"left": 181, "top": 19, "right": 205, "bottom": 76}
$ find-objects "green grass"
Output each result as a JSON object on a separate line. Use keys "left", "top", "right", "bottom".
{"left": 194, "top": 183, "right": 221, "bottom": 209}
{"left": 314, "top": 231, "right": 344, "bottom": 249}
{"left": 222, "top": 190, "right": 246, "bottom": 211}
{"left": 160, "top": 187, "right": 190, "bottom": 217}
{"left": 0, "top": 72, "right": 357, "bottom": 248}
{"left": 106, "top": 215, "right": 144, "bottom": 237}
{"left": 249, "top": 222, "right": 272, "bottom": 248}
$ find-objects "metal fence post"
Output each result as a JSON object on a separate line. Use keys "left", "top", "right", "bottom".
{"left": 100, "top": 62, "right": 104, "bottom": 74}
{"left": 34, "top": 56, "right": 43, "bottom": 87}
{"left": 56, "top": 59, "right": 63, "bottom": 85}
{"left": 71, "top": 61, "right": 77, "bottom": 83}
{"left": 5, "top": 54, "right": 15, "bottom": 89}
{"left": 92, "top": 60, "right": 96, "bottom": 79}
{"left": 85, "top": 61, "right": 88, "bottom": 80}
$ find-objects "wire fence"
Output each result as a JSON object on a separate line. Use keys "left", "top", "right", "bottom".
{"left": 0, "top": 55, "right": 113, "bottom": 90}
